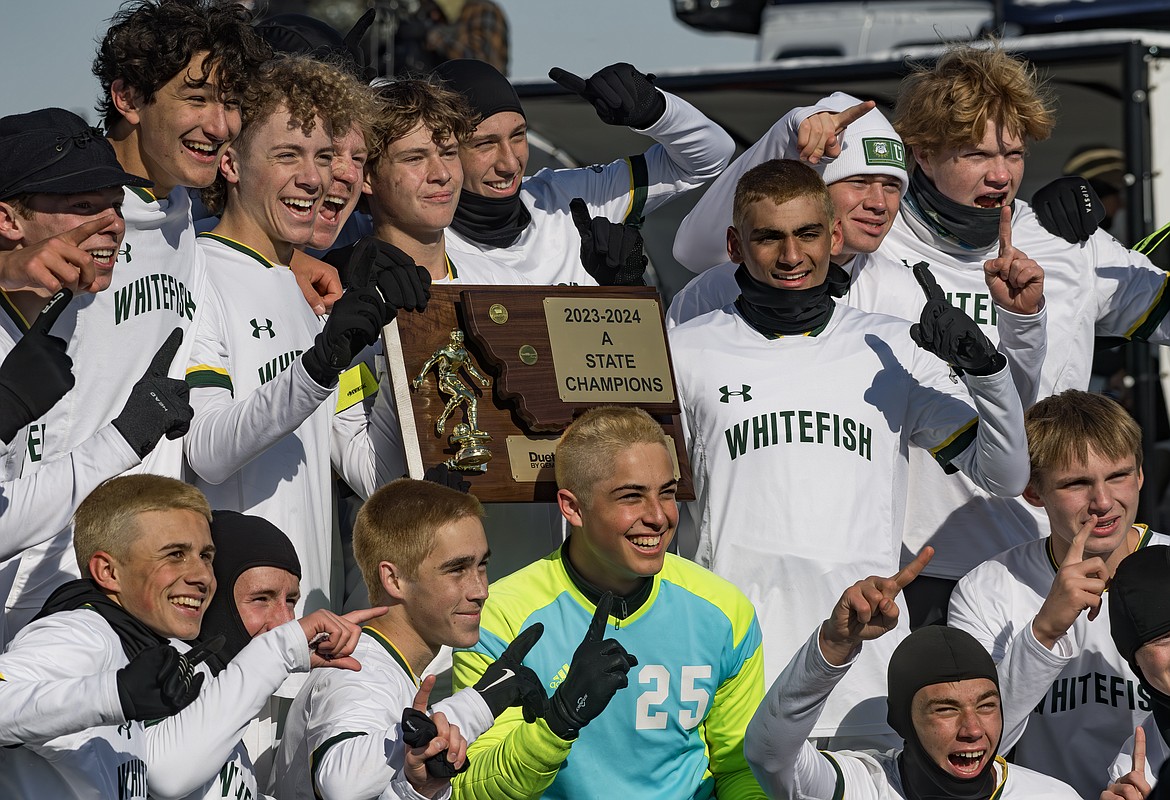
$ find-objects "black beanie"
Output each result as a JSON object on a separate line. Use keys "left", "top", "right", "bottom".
{"left": 433, "top": 59, "right": 525, "bottom": 120}
{"left": 1111, "top": 545, "right": 1170, "bottom": 668}
{"left": 196, "top": 510, "right": 302, "bottom": 674}
{"left": 255, "top": 10, "right": 375, "bottom": 80}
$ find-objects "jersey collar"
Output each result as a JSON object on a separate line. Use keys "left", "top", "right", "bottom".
{"left": 197, "top": 231, "right": 279, "bottom": 269}
{"left": 361, "top": 626, "right": 418, "bottom": 686}
{"left": 1044, "top": 524, "right": 1152, "bottom": 578}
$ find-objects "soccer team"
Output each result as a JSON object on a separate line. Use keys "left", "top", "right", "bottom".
{"left": 2, "top": 2, "right": 1170, "bottom": 799}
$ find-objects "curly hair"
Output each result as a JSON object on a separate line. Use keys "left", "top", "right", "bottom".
{"left": 201, "top": 53, "right": 379, "bottom": 214}
{"left": 93, "top": 0, "right": 272, "bottom": 132}
{"left": 893, "top": 42, "right": 1056, "bottom": 159}
{"left": 367, "top": 77, "right": 480, "bottom": 174}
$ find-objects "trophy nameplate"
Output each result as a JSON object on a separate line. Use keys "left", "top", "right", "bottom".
{"left": 384, "top": 284, "right": 693, "bottom": 502}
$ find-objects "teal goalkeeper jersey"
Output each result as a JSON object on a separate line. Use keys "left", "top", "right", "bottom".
{"left": 453, "top": 548, "right": 766, "bottom": 800}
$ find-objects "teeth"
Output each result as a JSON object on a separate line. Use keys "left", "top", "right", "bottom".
{"left": 953, "top": 751, "right": 984, "bottom": 761}
{"left": 89, "top": 249, "right": 114, "bottom": 258}
{"left": 324, "top": 195, "right": 345, "bottom": 208}
{"left": 184, "top": 140, "right": 217, "bottom": 154}
{"left": 172, "top": 597, "right": 202, "bottom": 609}
{"left": 283, "top": 198, "right": 314, "bottom": 210}
{"left": 486, "top": 178, "right": 514, "bottom": 190}
{"left": 630, "top": 535, "right": 661, "bottom": 547}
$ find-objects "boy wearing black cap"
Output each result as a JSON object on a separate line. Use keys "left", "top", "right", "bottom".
{"left": 0, "top": 107, "right": 193, "bottom": 587}
{"left": 433, "top": 58, "right": 733, "bottom": 287}
{"left": 745, "top": 547, "right": 1078, "bottom": 799}
{"left": 950, "top": 390, "right": 1170, "bottom": 798}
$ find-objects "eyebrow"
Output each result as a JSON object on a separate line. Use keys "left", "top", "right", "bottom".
{"left": 438, "top": 552, "right": 489, "bottom": 571}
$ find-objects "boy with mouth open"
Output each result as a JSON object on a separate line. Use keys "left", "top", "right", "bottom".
{"left": 184, "top": 53, "right": 414, "bottom": 620}
{"left": 450, "top": 406, "right": 767, "bottom": 799}
{"left": 745, "top": 547, "right": 1078, "bottom": 799}
{"left": 950, "top": 389, "right": 1170, "bottom": 798}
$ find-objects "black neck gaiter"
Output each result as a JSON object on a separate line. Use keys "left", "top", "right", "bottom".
{"left": 35, "top": 578, "right": 166, "bottom": 660}
{"left": 906, "top": 167, "right": 1008, "bottom": 251}
{"left": 561, "top": 537, "right": 652, "bottom": 620}
{"left": 898, "top": 739, "right": 996, "bottom": 800}
{"left": 450, "top": 190, "right": 532, "bottom": 248}
{"left": 733, "top": 263, "right": 850, "bottom": 337}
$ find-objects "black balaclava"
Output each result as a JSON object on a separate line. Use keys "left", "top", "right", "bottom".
{"left": 433, "top": 59, "right": 532, "bottom": 247}
{"left": 196, "top": 511, "right": 302, "bottom": 675}
{"left": 1110, "top": 545, "right": 1170, "bottom": 747}
{"left": 904, "top": 167, "right": 1009, "bottom": 251}
{"left": 733, "top": 262, "right": 851, "bottom": 337}
{"left": 888, "top": 626, "right": 1002, "bottom": 800}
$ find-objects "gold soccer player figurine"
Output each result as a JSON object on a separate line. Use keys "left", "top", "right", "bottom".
{"left": 413, "top": 330, "right": 493, "bottom": 471}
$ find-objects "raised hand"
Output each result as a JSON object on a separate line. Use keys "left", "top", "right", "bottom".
{"left": 984, "top": 206, "right": 1045, "bottom": 315}
{"left": 910, "top": 262, "right": 1004, "bottom": 376}
{"left": 474, "top": 622, "right": 550, "bottom": 721}
{"left": 0, "top": 212, "right": 116, "bottom": 296}
{"left": 289, "top": 250, "right": 341, "bottom": 316}
{"left": 347, "top": 237, "right": 430, "bottom": 313}
{"left": 116, "top": 640, "right": 216, "bottom": 722}
{"left": 112, "top": 328, "right": 194, "bottom": 458}
{"left": 569, "top": 198, "right": 648, "bottom": 286}
{"left": 797, "top": 99, "right": 876, "bottom": 164}
{"left": 301, "top": 281, "right": 387, "bottom": 388}
{"left": 1032, "top": 517, "right": 1109, "bottom": 649}
{"left": 298, "top": 606, "right": 387, "bottom": 671}
{"left": 549, "top": 63, "right": 666, "bottom": 129}
{"left": 819, "top": 547, "right": 933, "bottom": 666}
{"left": 0, "top": 288, "right": 74, "bottom": 444}
{"left": 402, "top": 675, "right": 469, "bottom": 792}
{"left": 1101, "top": 726, "right": 1152, "bottom": 800}
{"left": 545, "top": 592, "right": 638, "bottom": 740}
{"left": 1033, "top": 176, "right": 1105, "bottom": 245}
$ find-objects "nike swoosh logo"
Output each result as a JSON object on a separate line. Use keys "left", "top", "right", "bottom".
{"left": 480, "top": 668, "right": 515, "bottom": 692}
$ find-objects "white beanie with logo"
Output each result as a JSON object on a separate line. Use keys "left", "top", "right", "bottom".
{"left": 811, "top": 92, "right": 909, "bottom": 194}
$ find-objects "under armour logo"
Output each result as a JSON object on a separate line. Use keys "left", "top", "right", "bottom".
{"left": 118, "top": 243, "right": 132, "bottom": 262}
{"left": 250, "top": 318, "right": 275, "bottom": 339}
{"left": 719, "top": 384, "right": 752, "bottom": 403}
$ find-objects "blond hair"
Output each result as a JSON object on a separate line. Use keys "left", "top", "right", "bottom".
{"left": 1026, "top": 390, "right": 1143, "bottom": 490}
{"left": 353, "top": 478, "right": 484, "bottom": 603}
{"left": 894, "top": 42, "right": 1056, "bottom": 159}
{"left": 555, "top": 406, "right": 671, "bottom": 507}
{"left": 202, "top": 53, "right": 379, "bottom": 213}
{"left": 732, "top": 158, "right": 835, "bottom": 232}
{"left": 73, "top": 474, "right": 211, "bottom": 573}
{"left": 366, "top": 77, "right": 479, "bottom": 173}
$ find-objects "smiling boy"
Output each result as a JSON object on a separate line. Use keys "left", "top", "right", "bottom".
{"left": 950, "top": 389, "right": 1170, "bottom": 797}
{"left": 450, "top": 406, "right": 766, "bottom": 799}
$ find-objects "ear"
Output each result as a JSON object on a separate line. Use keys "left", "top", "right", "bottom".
{"left": 1022, "top": 481, "right": 1045, "bottom": 509}
{"left": 0, "top": 202, "right": 27, "bottom": 245}
{"left": 110, "top": 79, "right": 144, "bottom": 128}
{"left": 218, "top": 146, "right": 242, "bottom": 186}
{"left": 557, "top": 488, "right": 585, "bottom": 529}
{"left": 830, "top": 216, "right": 844, "bottom": 257}
{"left": 361, "top": 170, "right": 375, "bottom": 196}
{"left": 89, "top": 551, "right": 121, "bottom": 595}
{"left": 379, "top": 560, "right": 407, "bottom": 602}
{"left": 1138, "top": 466, "right": 1145, "bottom": 492}
{"left": 912, "top": 147, "right": 933, "bottom": 179}
{"left": 726, "top": 225, "right": 744, "bottom": 264}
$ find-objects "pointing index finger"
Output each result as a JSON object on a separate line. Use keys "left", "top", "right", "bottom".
{"left": 1134, "top": 724, "right": 1146, "bottom": 776}
{"left": 60, "top": 212, "right": 117, "bottom": 247}
{"left": 506, "top": 622, "right": 544, "bottom": 662}
{"left": 30, "top": 288, "right": 73, "bottom": 335}
{"left": 548, "top": 67, "right": 588, "bottom": 97}
{"left": 912, "top": 262, "right": 946, "bottom": 302}
{"left": 585, "top": 592, "right": 614, "bottom": 644}
{"left": 892, "top": 546, "right": 934, "bottom": 590}
{"left": 412, "top": 674, "right": 437, "bottom": 713}
{"left": 1063, "top": 515, "right": 1095, "bottom": 567}
{"left": 835, "top": 99, "right": 876, "bottom": 130}
{"left": 998, "top": 205, "right": 1013, "bottom": 258}
{"left": 149, "top": 328, "right": 184, "bottom": 377}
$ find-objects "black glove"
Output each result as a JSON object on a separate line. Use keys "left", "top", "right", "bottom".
{"left": 909, "top": 263, "right": 1005, "bottom": 377}
{"left": 401, "top": 707, "right": 469, "bottom": 779}
{"left": 349, "top": 236, "right": 431, "bottom": 313}
{"left": 112, "top": 328, "right": 193, "bottom": 458}
{"left": 569, "top": 198, "right": 648, "bottom": 286}
{"left": 549, "top": 62, "right": 666, "bottom": 129}
{"left": 301, "top": 283, "right": 387, "bottom": 388}
{"left": 0, "top": 289, "right": 74, "bottom": 444}
{"left": 423, "top": 462, "right": 471, "bottom": 493}
{"left": 116, "top": 637, "right": 221, "bottom": 722}
{"left": 545, "top": 592, "right": 637, "bottom": 740}
{"left": 474, "top": 622, "right": 549, "bottom": 721}
{"left": 1032, "top": 176, "right": 1106, "bottom": 244}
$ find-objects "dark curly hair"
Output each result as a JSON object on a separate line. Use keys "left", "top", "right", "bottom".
{"left": 93, "top": 0, "right": 272, "bottom": 132}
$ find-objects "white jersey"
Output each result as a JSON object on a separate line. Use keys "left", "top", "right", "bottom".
{"left": 669, "top": 302, "right": 1027, "bottom": 736}
{"left": 445, "top": 91, "right": 733, "bottom": 286}
{"left": 0, "top": 609, "right": 309, "bottom": 800}
{"left": 887, "top": 203, "right": 1170, "bottom": 578}
{"left": 0, "top": 186, "right": 207, "bottom": 644}
{"left": 186, "top": 234, "right": 399, "bottom": 618}
{"left": 1108, "top": 713, "right": 1166, "bottom": 789}
{"left": 744, "top": 630, "right": 1079, "bottom": 800}
{"left": 949, "top": 528, "right": 1170, "bottom": 798}
{"left": 664, "top": 256, "right": 926, "bottom": 330}
{"left": 271, "top": 627, "right": 494, "bottom": 800}
{"left": 436, "top": 246, "right": 530, "bottom": 285}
